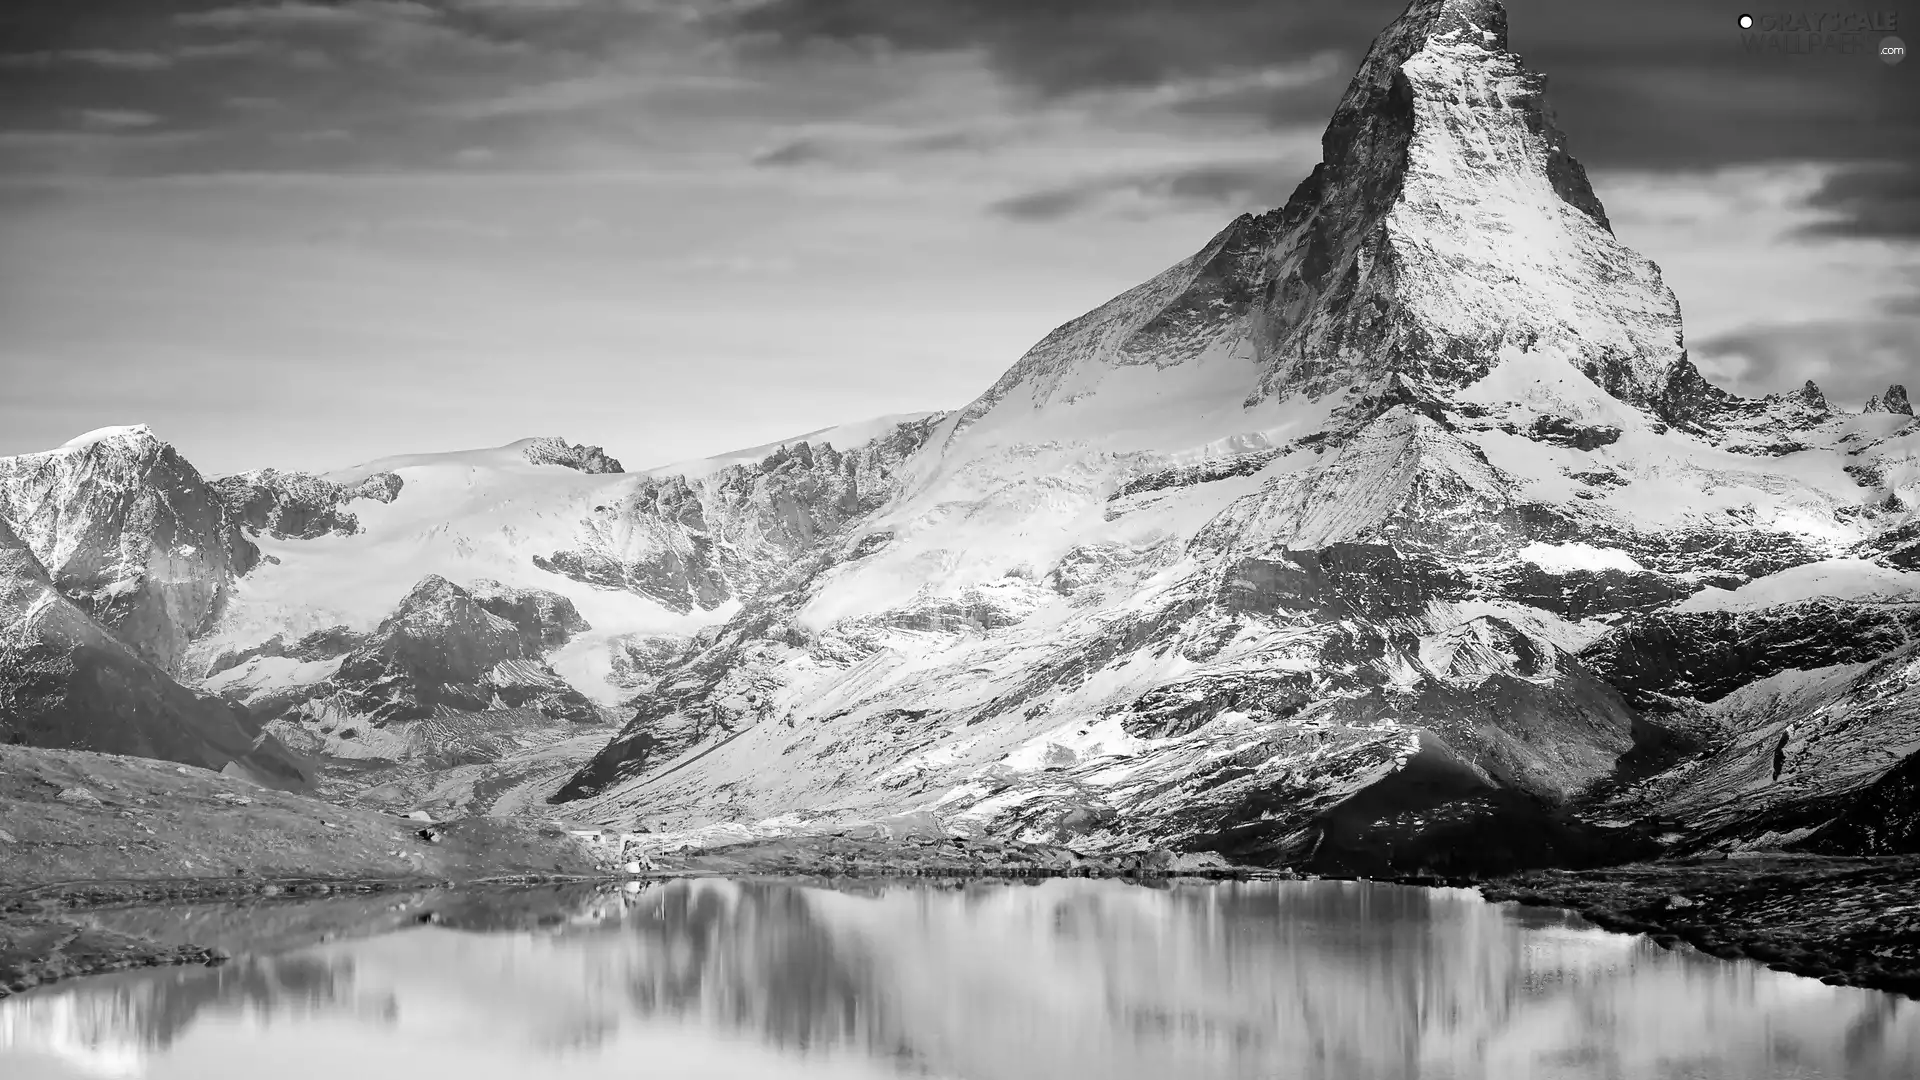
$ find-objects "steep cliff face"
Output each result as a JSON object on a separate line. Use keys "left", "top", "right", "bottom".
{"left": 1244, "top": 0, "right": 1683, "bottom": 408}
{"left": 556, "top": 0, "right": 1919, "bottom": 872}
{"left": 0, "top": 518, "right": 309, "bottom": 788}
{"left": 0, "top": 425, "right": 254, "bottom": 676}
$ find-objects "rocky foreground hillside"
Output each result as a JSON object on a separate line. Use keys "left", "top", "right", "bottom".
{"left": 0, "top": 0, "right": 1915, "bottom": 876}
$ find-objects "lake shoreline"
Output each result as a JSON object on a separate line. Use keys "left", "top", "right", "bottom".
{"left": 1471, "top": 854, "right": 1920, "bottom": 1000}
{"left": 9, "top": 854, "right": 1920, "bottom": 1004}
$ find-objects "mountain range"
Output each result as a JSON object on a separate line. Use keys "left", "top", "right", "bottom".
{"left": 3, "top": 0, "right": 1916, "bottom": 874}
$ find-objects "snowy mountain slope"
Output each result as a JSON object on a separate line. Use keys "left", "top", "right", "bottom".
{"left": 0, "top": 410, "right": 949, "bottom": 803}
{"left": 557, "top": 0, "right": 1920, "bottom": 869}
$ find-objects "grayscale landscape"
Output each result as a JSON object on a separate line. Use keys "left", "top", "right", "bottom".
{"left": 2, "top": 0, "right": 1917, "bottom": 1076}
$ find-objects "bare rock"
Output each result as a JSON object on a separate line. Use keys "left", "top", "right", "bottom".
{"left": 523, "top": 437, "right": 623, "bottom": 474}
{"left": 1864, "top": 384, "right": 1914, "bottom": 416}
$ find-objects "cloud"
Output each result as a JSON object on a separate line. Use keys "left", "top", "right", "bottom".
{"left": 436, "top": 69, "right": 747, "bottom": 118}
{"left": 1691, "top": 318, "right": 1920, "bottom": 405}
{"left": 174, "top": 0, "right": 528, "bottom": 67}
{"left": 724, "top": 0, "right": 1387, "bottom": 99}
{"left": 175, "top": 2, "right": 439, "bottom": 30}
{"left": 1799, "top": 164, "right": 1920, "bottom": 239}
{"left": 723, "top": 0, "right": 1920, "bottom": 234}
{"left": 752, "top": 135, "right": 833, "bottom": 166}
{"left": 80, "top": 109, "right": 163, "bottom": 129}
{"left": 0, "top": 49, "right": 175, "bottom": 71}
{"left": 989, "top": 159, "right": 1304, "bottom": 221}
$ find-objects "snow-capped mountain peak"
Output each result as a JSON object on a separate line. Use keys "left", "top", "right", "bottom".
{"left": 56, "top": 423, "right": 157, "bottom": 451}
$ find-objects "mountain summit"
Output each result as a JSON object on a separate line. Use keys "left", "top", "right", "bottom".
{"left": 951, "top": 0, "right": 1684, "bottom": 456}
{"left": 1246, "top": 0, "right": 1684, "bottom": 406}
{"left": 551, "top": 0, "right": 1917, "bottom": 871}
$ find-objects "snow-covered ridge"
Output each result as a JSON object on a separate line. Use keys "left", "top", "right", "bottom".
{"left": 644, "top": 412, "right": 945, "bottom": 479}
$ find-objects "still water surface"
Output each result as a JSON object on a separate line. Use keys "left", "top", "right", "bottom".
{"left": 1, "top": 877, "right": 1916, "bottom": 1080}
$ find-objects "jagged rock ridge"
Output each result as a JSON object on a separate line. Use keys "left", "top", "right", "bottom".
{"left": 524, "top": 437, "right": 623, "bottom": 474}
{"left": 1864, "top": 384, "right": 1914, "bottom": 416}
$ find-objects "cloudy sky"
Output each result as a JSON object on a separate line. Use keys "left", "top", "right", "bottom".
{"left": 1, "top": 0, "right": 1915, "bottom": 474}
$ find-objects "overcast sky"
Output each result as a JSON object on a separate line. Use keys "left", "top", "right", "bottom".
{"left": 1, "top": 0, "right": 1915, "bottom": 474}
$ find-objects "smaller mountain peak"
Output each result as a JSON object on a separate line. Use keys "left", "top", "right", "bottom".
{"left": 1862, "top": 384, "right": 1912, "bottom": 415}
{"left": 57, "top": 423, "right": 158, "bottom": 451}
{"left": 408, "top": 573, "right": 458, "bottom": 594}
{"left": 1788, "top": 379, "right": 1829, "bottom": 411}
{"left": 523, "top": 437, "right": 624, "bottom": 474}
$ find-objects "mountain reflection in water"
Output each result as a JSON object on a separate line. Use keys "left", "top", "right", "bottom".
{"left": 2, "top": 878, "right": 1916, "bottom": 1079}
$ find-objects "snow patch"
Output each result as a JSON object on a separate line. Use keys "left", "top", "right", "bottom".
{"left": 1676, "top": 558, "right": 1920, "bottom": 613}
{"left": 1518, "top": 542, "right": 1644, "bottom": 574}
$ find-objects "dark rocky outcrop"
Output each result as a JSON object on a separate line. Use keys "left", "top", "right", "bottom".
{"left": 1856, "top": 521, "right": 1920, "bottom": 570}
{"left": 211, "top": 468, "right": 405, "bottom": 542}
{"left": 1524, "top": 416, "right": 1623, "bottom": 450}
{"left": 329, "top": 576, "right": 598, "bottom": 726}
{"left": 203, "top": 625, "right": 365, "bottom": 680}
{"left": 1584, "top": 600, "right": 1920, "bottom": 708}
{"left": 1863, "top": 384, "right": 1914, "bottom": 416}
{"left": 466, "top": 579, "right": 590, "bottom": 653}
{"left": 523, "top": 437, "right": 623, "bottom": 474}
{"left": 1224, "top": 544, "right": 1469, "bottom": 619}
{"left": 1803, "top": 750, "right": 1920, "bottom": 855}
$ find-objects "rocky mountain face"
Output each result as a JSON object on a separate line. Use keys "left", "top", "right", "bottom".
{"left": 553, "top": 0, "right": 1920, "bottom": 873}
{"left": 0, "top": 517, "right": 309, "bottom": 788}
{"left": 0, "top": 426, "right": 254, "bottom": 676}
{"left": 206, "top": 575, "right": 601, "bottom": 765}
